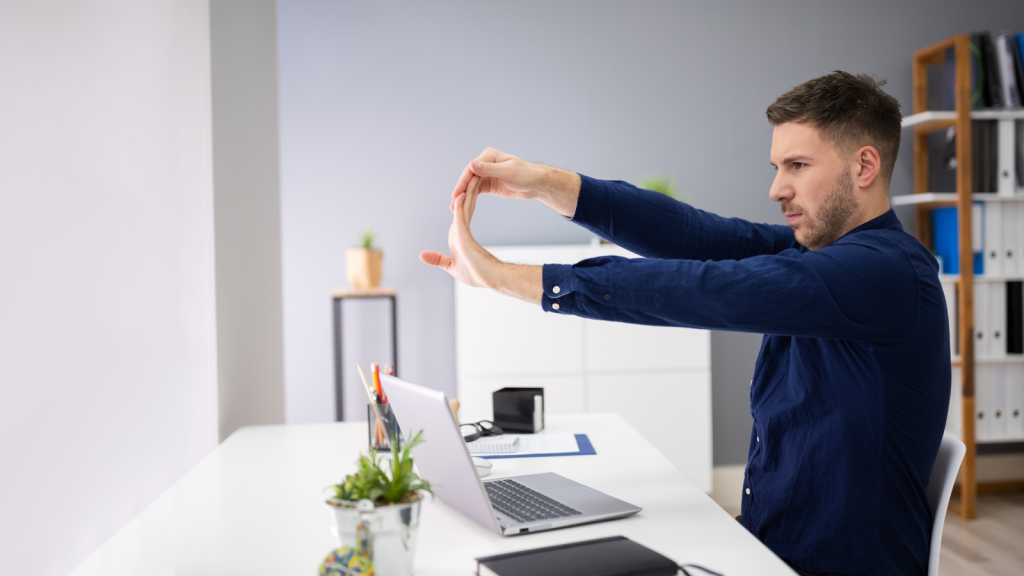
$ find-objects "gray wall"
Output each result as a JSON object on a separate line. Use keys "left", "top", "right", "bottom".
{"left": 211, "top": 0, "right": 286, "bottom": 440}
{"left": 276, "top": 0, "right": 1024, "bottom": 464}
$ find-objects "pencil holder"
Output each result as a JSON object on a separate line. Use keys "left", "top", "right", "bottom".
{"left": 367, "top": 402, "right": 401, "bottom": 452}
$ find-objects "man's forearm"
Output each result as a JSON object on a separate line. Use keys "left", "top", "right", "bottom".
{"left": 534, "top": 166, "right": 581, "bottom": 218}
{"left": 491, "top": 263, "right": 544, "bottom": 305}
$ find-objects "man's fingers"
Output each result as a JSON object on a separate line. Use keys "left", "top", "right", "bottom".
{"left": 469, "top": 157, "right": 513, "bottom": 180}
{"left": 451, "top": 163, "right": 476, "bottom": 201}
{"left": 419, "top": 250, "right": 452, "bottom": 270}
{"left": 465, "top": 176, "right": 481, "bottom": 223}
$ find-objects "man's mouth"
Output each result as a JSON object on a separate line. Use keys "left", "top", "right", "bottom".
{"left": 785, "top": 213, "right": 802, "bottom": 226}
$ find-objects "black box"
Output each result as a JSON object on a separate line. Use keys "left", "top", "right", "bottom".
{"left": 492, "top": 387, "right": 544, "bottom": 433}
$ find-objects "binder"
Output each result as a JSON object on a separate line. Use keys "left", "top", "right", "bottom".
{"left": 1002, "top": 202, "right": 1019, "bottom": 277}
{"left": 994, "top": 33, "right": 1022, "bottom": 108}
{"left": 984, "top": 201, "right": 1002, "bottom": 276}
{"left": 932, "top": 203, "right": 984, "bottom": 275}
{"left": 990, "top": 282, "right": 1007, "bottom": 359}
{"left": 991, "top": 363, "right": 1007, "bottom": 439}
{"left": 976, "top": 364, "right": 990, "bottom": 441}
{"left": 1008, "top": 282, "right": 1023, "bottom": 355}
{"left": 981, "top": 33, "right": 1004, "bottom": 108}
{"left": 1007, "top": 363, "right": 1024, "bottom": 439}
{"left": 975, "top": 281, "right": 991, "bottom": 358}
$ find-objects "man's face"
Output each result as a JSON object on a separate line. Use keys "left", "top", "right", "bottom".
{"left": 769, "top": 122, "right": 858, "bottom": 251}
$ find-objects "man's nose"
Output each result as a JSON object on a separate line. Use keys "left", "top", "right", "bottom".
{"left": 769, "top": 173, "right": 793, "bottom": 203}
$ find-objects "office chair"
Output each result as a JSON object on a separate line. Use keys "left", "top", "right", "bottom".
{"left": 925, "top": 432, "right": 966, "bottom": 576}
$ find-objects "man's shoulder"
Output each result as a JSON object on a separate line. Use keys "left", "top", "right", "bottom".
{"left": 832, "top": 228, "right": 939, "bottom": 280}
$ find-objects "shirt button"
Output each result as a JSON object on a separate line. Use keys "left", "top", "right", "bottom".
{"left": 746, "top": 488, "right": 751, "bottom": 495}
{"left": 757, "top": 436, "right": 760, "bottom": 442}
{"left": 604, "top": 294, "right": 611, "bottom": 300}
{"left": 553, "top": 286, "right": 560, "bottom": 294}
{"left": 552, "top": 303, "right": 560, "bottom": 310}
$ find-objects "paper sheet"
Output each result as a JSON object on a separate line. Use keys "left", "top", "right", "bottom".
{"left": 468, "top": 433, "right": 579, "bottom": 457}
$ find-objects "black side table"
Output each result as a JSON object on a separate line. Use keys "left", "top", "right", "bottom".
{"left": 331, "top": 286, "right": 397, "bottom": 421}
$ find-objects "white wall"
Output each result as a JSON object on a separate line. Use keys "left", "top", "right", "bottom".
{"left": 0, "top": 2, "right": 218, "bottom": 574}
{"left": 211, "top": 0, "right": 286, "bottom": 440}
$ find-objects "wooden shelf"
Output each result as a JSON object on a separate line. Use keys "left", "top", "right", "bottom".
{"left": 892, "top": 192, "right": 1024, "bottom": 208}
{"left": 903, "top": 109, "right": 1024, "bottom": 132}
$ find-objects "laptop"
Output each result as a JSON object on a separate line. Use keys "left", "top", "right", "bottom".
{"left": 382, "top": 375, "right": 641, "bottom": 535}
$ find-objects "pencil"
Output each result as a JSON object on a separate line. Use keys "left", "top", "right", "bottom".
{"left": 357, "top": 363, "right": 387, "bottom": 445}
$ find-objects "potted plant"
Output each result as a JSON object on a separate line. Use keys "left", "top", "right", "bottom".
{"left": 346, "top": 229, "right": 383, "bottom": 288}
{"left": 323, "top": 431, "right": 431, "bottom": 576}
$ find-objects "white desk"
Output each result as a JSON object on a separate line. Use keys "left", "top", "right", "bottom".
{"left": 71, "top": 414, "right": 795, "bottom": 575}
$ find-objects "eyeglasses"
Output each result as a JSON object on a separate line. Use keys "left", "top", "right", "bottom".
{"left": 460, "top": 420, "right": 504, "bottom": 443}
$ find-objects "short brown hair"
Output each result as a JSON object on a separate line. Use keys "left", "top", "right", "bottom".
{"left": 766, "top": 71, "right": 902, "bottom": 184}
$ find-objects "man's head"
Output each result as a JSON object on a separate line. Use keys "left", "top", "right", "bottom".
{"left": 766, "top": 71, "right": 902, "bottom": 250}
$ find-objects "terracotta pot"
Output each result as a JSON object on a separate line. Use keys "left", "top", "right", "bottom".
{"left": 346, "top": 247, "right": 383, "bottom": 288}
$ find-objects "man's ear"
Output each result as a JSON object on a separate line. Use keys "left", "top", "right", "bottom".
{"left": 855, "top": 145, "right": 881, "bottom": 189}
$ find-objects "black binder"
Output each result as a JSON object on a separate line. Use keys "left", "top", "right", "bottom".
{"left": 475, "top": 536, "right": 679, "bottom": 576}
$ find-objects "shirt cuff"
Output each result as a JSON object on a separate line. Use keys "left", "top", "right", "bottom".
{"left": 563, "top": 174, "right": 605, "bottom": 224}
{"left": 540, "top": 264, "right": 575, "bottom": 313}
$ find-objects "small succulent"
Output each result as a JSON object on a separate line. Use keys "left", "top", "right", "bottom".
{"left": 333, "top": 430, "right": 431, "bottom": 505}
{"left": 358, "top": 229, "right": 376, "bottom": 250}
{"left": 640, "top": 176, "right": 681, "bottom": 201}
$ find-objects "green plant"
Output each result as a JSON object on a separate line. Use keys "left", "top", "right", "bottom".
{"left": 333, "top": 430, "right": 432, "bottom": 505}
{"left": 358, "top": 229, "right": 376, "bottom": 250}
{"left": 640, "top": 176, "right": 681, "bottom": 201}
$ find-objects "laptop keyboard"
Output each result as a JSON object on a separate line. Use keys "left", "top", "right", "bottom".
{"left": 484, "top": 479, "right": 582, "bottom": 523}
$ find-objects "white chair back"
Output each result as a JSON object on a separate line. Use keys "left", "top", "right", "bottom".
{"left": 925, "top": 432, "right": 966, "bottom": 576}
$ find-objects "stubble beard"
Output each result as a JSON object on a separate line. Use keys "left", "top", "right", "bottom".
{"left": 784, "top": 169, "right": 857, "bottom": 251}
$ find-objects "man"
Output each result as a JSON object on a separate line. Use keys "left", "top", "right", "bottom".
{"left": 420, "top": 71, "right": 949, "bottom": 576}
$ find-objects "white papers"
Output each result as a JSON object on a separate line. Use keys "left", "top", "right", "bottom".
{"left": 467, "top": 436, "right": 519, "bottom": 455}
{"left": 467, "top": 433, "right": 579, "bottom": 457}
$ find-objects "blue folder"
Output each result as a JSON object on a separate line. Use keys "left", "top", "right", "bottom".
{"left": 479, "top": 434, "right": 596, "bottom": 460}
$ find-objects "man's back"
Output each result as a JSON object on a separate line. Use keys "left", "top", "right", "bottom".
{"left": 541, "top": 176, "right": 950, "bottom": 575}
{"left": 743, "top": 222, "right": 950, "bottom": 575}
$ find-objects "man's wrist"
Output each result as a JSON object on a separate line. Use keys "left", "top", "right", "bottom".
{"left": 535, "top": 166, "right": 581, "bottom": 218}
{"left": 490, "top": 262, "right": 544, "bottom": 305}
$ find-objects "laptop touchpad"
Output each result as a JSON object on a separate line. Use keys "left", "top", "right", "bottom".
{"left": 520, "top": 473, "right": 581, "bottom": 491}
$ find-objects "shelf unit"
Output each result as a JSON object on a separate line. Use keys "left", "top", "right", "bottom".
{"left": 899, "top": 35, "right": 1024, "bottom": 519}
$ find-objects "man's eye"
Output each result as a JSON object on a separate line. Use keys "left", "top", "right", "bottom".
{"left": 793, "top": 163, "right": 806, "bottom": 169}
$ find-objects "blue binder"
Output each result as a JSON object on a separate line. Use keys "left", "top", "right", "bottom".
{"left": 932, "top": 204, "right": 983, "bottom": 275}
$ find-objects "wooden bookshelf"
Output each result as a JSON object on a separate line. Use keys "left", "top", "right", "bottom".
{"left": 909, "top": 34, "right": 978, "bottom": 519}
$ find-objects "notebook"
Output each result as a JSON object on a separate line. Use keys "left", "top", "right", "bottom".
{"left": 467, "top": 436, "right": 520, "bottom": 455}
{"left": 475, "top": 535, "right": 679, "bottom": 576}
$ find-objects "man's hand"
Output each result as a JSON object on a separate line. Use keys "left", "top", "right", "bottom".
{"left": 421, "top": 175, "right": 545, "bottom": 304}
{"left": 450, "top": 148, "right": 581, "bottom": 218}
{"left": 421, "top": 176, "right": 503, "bottom": 289}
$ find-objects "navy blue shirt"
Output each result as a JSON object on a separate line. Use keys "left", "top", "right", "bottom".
{"left": 541, "top": 175, "right": 950, "bottom": 576}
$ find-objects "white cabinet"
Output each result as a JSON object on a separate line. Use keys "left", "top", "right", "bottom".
{"left": 455, "top": 243, "right": 713, "bottom": 492}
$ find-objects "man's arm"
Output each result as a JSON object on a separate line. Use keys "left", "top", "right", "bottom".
{"left": 422, "top": 174, "right": 916, "bottom": 342}
{"left": 569, "top": 176, "right": 800, "bottom": 261}
{"left": 451, "top": 148, "right": 800, "bottom": 261}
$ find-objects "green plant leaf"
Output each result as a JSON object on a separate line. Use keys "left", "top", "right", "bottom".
{"left": 639, "top": 176, "right": 682, "bottom": 201}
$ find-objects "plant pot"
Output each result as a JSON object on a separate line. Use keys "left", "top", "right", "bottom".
{"left": 323, "top": 489, "right": 423, "bottom": 576}
{"left": 346, "top": 248, "right": 383, "bottom": 288}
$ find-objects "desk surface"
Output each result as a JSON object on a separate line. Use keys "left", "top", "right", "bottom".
{"left": 71, "top": 414, "right": 795, "bottom": 575}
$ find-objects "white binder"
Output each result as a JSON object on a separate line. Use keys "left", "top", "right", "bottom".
{"left": 990, "top": 282, "right": 1007, "bottom": 359}
{"left": 1001, "top": 202, "right": 1019, "bottom": 277}
{"left": 1007, "top": 363, "right": 1024, "bottom": 439}
{"left": 984, "top": 201, "right": 1002, "bottom": 277}
{"left": 975, "top": 282, "right": 991, "bottom": 358}
{"left": 975, "top": 364, "right": 990, "bottom": 441}
{"left": 989, "top": 363, "right": 1007, "bottom": 440}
